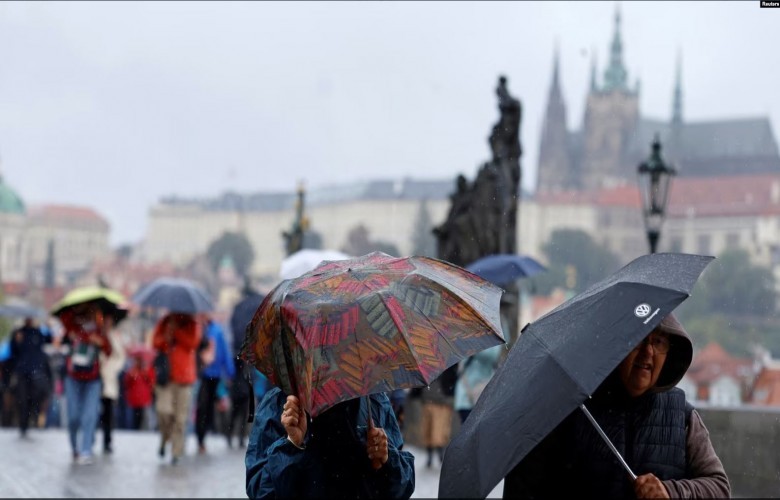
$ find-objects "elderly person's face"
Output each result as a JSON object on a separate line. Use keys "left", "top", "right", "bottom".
{"left": 618, "top": 328, "right": 670, "bottom": 397}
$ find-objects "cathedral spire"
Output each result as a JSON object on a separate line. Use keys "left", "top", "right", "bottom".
{"left": 672, "top": 49, "right": 683, "bottom": 125}
{"left": 590, "top": 48, "right": 598, "bottom": 92}
{"left": 603, "top": 3, "right": 629, "bottom": 92}
{"left": 552, "top": 40, "right": 561, "bottom": 93}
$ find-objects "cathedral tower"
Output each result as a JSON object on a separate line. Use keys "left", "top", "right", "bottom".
{"left": 537, "top": 44, "right": 575, "bottom": 193}
{"left": 580, "top": 5, "right": 640, "bottom": 190}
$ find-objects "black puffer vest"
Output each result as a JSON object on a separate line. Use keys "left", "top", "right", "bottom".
{"left": 569, "top": 385, "right": 690, "bottom": 499}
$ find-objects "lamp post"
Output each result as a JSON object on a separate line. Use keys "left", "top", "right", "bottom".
{"left": 637, "top": 135, "right": 676, "bottom": 254}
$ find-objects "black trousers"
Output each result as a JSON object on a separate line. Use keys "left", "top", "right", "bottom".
{"left": 227, "top": 393, "right": 249, "bottom": 446}
{"left": 131, "top": 408, "right": 145, "bottom": 430}
{"left": 15, "top": 375, "right": 47, "bottom": 433}
{"left": 100, "top": 397, "right": 114, "bottom": 449}
{"left": 195, "top": 377, "right": 220, "bottom": 446}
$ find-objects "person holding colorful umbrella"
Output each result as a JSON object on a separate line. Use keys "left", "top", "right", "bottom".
{"left": 240, "top": 252, "right": 507, "bottom": 498}
{"left": 51, "top": 286, "right": 125, "bottom": 465}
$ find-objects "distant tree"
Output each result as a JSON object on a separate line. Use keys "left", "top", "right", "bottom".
{"left": 410, "top": 199, "right": 437, "bottom": 258}
{"left": 684, "top": 249, "right": 776, "bottom": 317}
{"left": 530, "top": 229, "right": 621, "bottom": 295}
{"left": 206, "top": 231, "right": 255, "bottom": 277}
{"left": 341, "top": 224, "right": 400, "bottom": 257}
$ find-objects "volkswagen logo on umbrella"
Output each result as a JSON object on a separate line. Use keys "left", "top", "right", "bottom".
{"left": 634, "top": 303, "right": 652, "bottom": 318}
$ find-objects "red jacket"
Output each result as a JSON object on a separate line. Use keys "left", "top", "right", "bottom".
{"left": 124, "top": 365, "right": 155, "bottom": 408}
{"left": 60, "top": 308, "right": 113, "bottom": 382}
{"left": 152, "top": 313, "right": 202, "bottom": 385}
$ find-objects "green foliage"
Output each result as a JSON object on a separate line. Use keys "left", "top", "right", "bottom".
{"left": 341, "top": 224, "right": 400, "bottom": 257}
{"left": 674, "top": 249, "right": 778, "bottom": 356}
{"left": 206, "top": 231, "right": 255, "bottom": 277}
{"left": 410, "top": 199, "right": 437, "bottom": 258}
{"left": 530, "top": 229, "right": 621, "bottom": 294}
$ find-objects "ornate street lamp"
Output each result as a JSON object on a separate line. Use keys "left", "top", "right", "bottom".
{"left": 637, "top": 135, "right": 676, "bottom": 254}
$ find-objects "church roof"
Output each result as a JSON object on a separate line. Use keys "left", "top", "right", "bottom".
{"left": 0, "top": 175, "right": 25, "bottom": 214}
{"left": 630, "top": 117, "right": 780, "bottom": 176}
{"left": 159, "top": 178, "right": 456, "bottom": 213}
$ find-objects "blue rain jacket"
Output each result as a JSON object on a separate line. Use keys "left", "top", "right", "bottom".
{"left": 245, "top": 387, "right": 415, "bottom": 499}
{"left": 200, "top": 321, "right": 235, "bottom": 380}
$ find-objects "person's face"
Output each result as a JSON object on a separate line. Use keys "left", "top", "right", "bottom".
{"left": 618, "top": 328, "right": 670, "bottom": 397}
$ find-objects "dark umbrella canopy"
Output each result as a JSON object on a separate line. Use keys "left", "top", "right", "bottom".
{"left": 466, "top": 254, "right": 546, "bottom": 286}
{"left": 132, "top": 277, "right": 213, "bottom": 314}
{"left": 230, "top": 291, "right": 265, "bottom": 354}
{"left": 0, "top": 303, "right": 47, "bottom": 320}
{"left": 439, "top": 252, "right": 713, "bottom": 499}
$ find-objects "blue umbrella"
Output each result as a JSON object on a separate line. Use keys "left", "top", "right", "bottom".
{"left": 0, "top": 339, "right": 10, "bottom": 362}
{"left": 466, "top": 254, "right": 547, "bottom": 286}
{"left": 132, "top": 277, "right": 213, "bottom": 314}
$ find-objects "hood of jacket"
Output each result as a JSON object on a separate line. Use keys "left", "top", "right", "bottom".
{"left": 653, "top": 313, "right": 693, "bottom": 392}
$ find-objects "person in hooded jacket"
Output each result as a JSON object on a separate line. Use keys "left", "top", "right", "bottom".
{"left": 245, "top": 386, "right": 415, "bottom": 499}
{"left": 503, "top": 313, "right": 731, "bottom": 499}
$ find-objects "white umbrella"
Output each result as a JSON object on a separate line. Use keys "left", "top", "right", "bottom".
{"left": 279, "top": 249, "right": 352, "bottom": 280}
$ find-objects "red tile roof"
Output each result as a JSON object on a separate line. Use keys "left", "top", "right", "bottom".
{"left": 27, "top": 204, "right": 109, "bottom": 229}
{"left": 533, "top": 173, "right": 780, "bottom": 218}
{"left": 749, "top": 366, "right": 780, "bottom": 406}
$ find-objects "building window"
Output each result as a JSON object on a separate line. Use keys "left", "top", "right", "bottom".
{"left": 697, "top": 234, "right": 711, "bottom": 255}
{"left": 726, "top": 233, "right": 739, "bottom": 249}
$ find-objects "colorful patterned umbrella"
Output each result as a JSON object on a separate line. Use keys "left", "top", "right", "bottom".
{"left": 240, "top": 251, "right": 506, "bottom": 417}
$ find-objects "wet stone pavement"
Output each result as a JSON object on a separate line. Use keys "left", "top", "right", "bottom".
{"left": 0, "top": 428, "right": 502, "bottom": 498}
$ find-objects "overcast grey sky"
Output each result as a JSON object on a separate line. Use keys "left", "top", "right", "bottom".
{"left": 0, "top": 1, "right": 776, "bottom": 246}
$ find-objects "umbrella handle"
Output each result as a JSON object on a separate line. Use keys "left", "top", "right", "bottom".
{"left": 365, "top": 395, "right": 382, "bottom": 470}
{"left": 365, "top": 395, "right": 375, "bottom": 430}
{"left": 578, "top": 404, "right": 637, "bottom": 481}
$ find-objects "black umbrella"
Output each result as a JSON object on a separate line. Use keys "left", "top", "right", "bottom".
{"left": 229, "top": 291, "right": 265, "bottom": 354}
{"left": 439, "top": 252, "right": 713, "bottom": 498}
{"left": 132, "top": 277, "right": 213, "bottom": 314}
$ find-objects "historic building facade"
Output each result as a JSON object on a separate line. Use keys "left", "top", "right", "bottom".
{"left": 0, "top": 171, "right": 111, "bottom": 293}
{"left": 140, "top": 178, "right": 453, "bottom": 282}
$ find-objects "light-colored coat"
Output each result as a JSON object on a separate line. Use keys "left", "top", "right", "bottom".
{"left": 100, "top": 328, "right": 127, "bottom": 400}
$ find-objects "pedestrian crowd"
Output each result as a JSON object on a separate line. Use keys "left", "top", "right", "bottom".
{"left": 0, "top": 261, "right": 733, "bottom": 500}
{"left": 0, "top": 303, "right": 268, "bottom": 467}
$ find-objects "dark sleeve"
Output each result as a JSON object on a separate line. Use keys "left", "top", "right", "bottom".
{"left": 245, "top": 389, "right": 313, "bottom": 499}
{"left": 368, "top": 395, "right": 415, "bottom": 499}
{"left": 662, "top": 409, "right": 731, "bottom": 498}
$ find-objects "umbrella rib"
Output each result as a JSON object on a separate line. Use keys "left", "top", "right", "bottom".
{"left": 377, "top": 292, "right": 430, "bottom": 385}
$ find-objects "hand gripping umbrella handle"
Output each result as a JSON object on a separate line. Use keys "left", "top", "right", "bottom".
{"left": 578, "top": 404, "right": 637, "bottom": 481}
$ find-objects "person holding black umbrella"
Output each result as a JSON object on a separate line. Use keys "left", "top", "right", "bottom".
{"left": 503, "top": 313, "right": 730, "bottom": 499}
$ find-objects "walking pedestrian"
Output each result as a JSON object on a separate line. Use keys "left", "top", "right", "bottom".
{"left": 8, "top": 318, "right": 52, "bottom": 437}
{"left": 123, "top": 353, "right": 155, "bottom": 430}
{"left": 99, "top": 320, "right": 126, "bottom": 453}
{"left": 195, "top": 316, "right": 235, "bottom": 454}
{"left": 59, "top": 303, "right": 113, "bottom": 465}
{"left": 152, "top": 312, "right": 202, "bottom": 465}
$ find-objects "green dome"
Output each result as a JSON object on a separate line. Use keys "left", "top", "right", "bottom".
{"left": 0, "top": 176, "right": 25, "bottom": 214}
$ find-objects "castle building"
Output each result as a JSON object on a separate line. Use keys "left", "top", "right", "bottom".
{"left": 537, "top": 7, "right": 780, "bottom": 194}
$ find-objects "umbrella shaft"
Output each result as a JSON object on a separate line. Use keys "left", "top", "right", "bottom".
{"left": 578, "top": 404, "right": 637, "bottom": 481}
